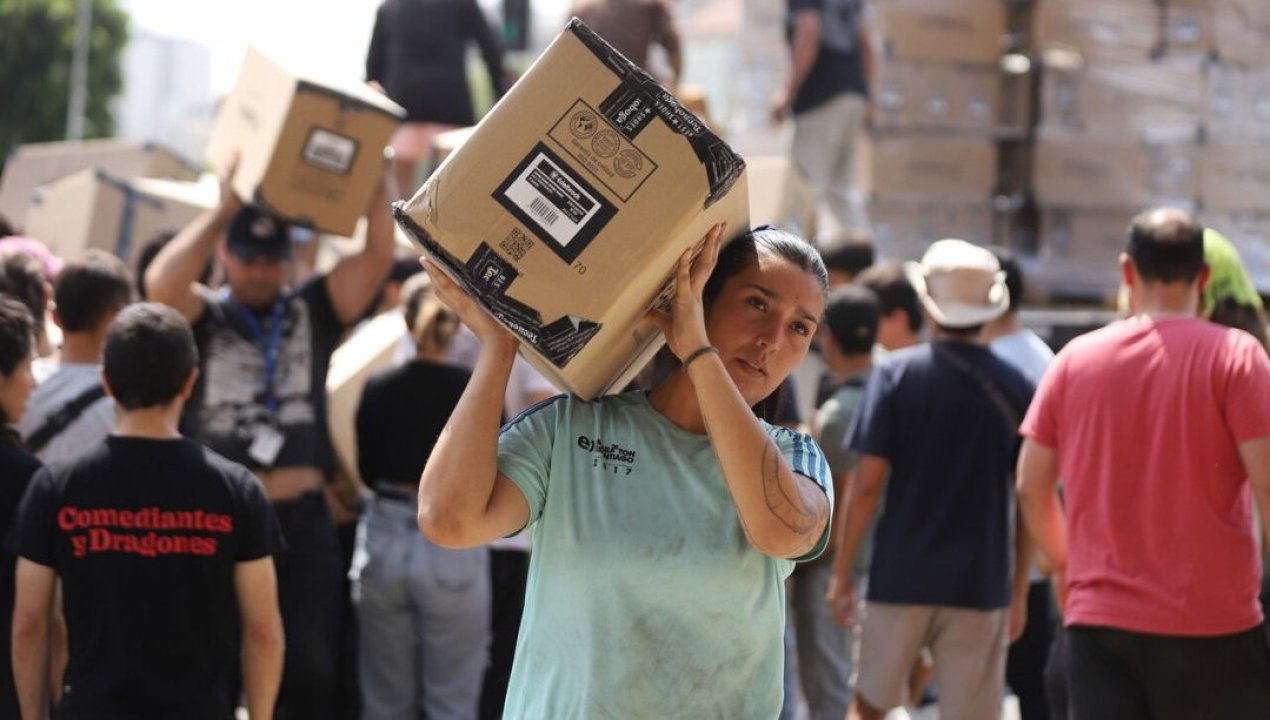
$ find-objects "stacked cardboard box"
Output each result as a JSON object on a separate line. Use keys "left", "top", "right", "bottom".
{"left": 1030, "top": 0, "right": 1208, "bottom": 300}
{"left": 1204, "top": 0, "right": 1270, "bottom": 291}
{"left": 867, "top": 0, "right": 1011, "bottom": 262}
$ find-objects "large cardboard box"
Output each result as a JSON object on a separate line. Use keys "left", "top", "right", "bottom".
{"left": 1213, "top": 0, "right": 1270, "bottom": 67}
{"left": 745, "top": 155, "right": 816, "bottom": 239}
{"left": 875, "top": 0, "right": 1005, "bottom": 64}
{"left": 1033, "top": 135, "right": 1199, "bottom": 209}
{"left": 1039, "top": 54, "right": 1204, "bottom": 142}
{"left": 868, "top": 201, "right": 994, "bottom": 262}
{"left": 867, "top": 135, "right": 998, "bottom": 204}
{"left": 22, "top": 169, "right": 216, "bottom": 267}
{"left": 0, "top": 139, "right": 198, "bottom": 230}
{"left": 1034, "top": 0, "right": 1162, "bottom": 63}
{"left": 207, "top": 47, "right": 405, "bottom": 236}
{"left": 1200, "top": 144, "right": 1270, "bottom": 214}
{"left": 1034, "top": 206, "right": 1133, "bottom": 300}
{"left": 393, "top": 20, "right": 748, "bottom": 400}
{"left": 873, "top": 61, "right": 1002, "bottom": 133}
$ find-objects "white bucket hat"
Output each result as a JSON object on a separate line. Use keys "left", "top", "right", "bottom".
{"left": 903, "top": 239, "right": 1010, "bottom": 329}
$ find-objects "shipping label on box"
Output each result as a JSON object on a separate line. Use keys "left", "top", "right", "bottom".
{"left": 207, "top": 47, "right": 405, "bottom": 236}
{"left": 392, "top": 20, "right": 748, "bottom": 399}
{"left": 1033, "top": 135, "right": 1199, "bottom": 209}
{"left": 867, "top": 135, "right": 997, "bottom": 204}
{"left": 875, "top": 0, "right": 1005, "bottom": 64}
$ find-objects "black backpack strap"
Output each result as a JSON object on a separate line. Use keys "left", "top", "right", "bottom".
{"left": 931, "top": 343, "right": 1022, "bottom": 437}
{"left": 25, "top": 384, "right": 107, "bottom": 453}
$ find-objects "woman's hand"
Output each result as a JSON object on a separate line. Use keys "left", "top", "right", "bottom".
{"left": 645, "top": 223, "right": 726, "bottom": 361}
{"left": 422, "top": 258, "right": 518, "bottom": 353}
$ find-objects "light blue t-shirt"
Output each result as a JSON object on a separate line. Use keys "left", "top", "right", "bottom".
{"left": 498, "top": 391, "right": 832, "bottom": 719}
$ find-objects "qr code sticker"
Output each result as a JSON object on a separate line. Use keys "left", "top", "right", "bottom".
{"left": 500, "top": 228, "right": 533, "bottom": 261}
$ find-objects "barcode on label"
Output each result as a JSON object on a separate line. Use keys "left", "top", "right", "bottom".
{"left": 529, "top": 197, "right": 560, "bottom": 227}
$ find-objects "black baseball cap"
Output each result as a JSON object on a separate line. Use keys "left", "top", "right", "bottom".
{"left": 226, "top": 205, "right": 292, "bottom": 261}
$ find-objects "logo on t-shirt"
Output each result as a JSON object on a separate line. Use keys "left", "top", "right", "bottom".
{"left": 58, "top": 506, "right": 233, "bottom": 559}
{"left": 576, "top": 435, "right": 637, "bottom": 476}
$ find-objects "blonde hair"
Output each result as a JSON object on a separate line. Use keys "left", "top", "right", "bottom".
{"left": 401, "top": 272, "right": 459, "bottom": 355}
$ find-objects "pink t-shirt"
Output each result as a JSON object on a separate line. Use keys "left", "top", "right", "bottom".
{"left": 1021, "top": 316, "right": 1270, "bottom": 636}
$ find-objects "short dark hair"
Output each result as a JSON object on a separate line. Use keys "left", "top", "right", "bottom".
{"left": 103, "top": 303, "right": 199, "bottom": 410}
{"left": 823, "top": 284, "right": 880, "bottom": 355}
{"left": 0, "top": 249, "right": 46, "bottom": 340}
{"left": 702, "top": 226, "right": 828, "bottom": 422}
{"left": 0, "top": 212, "right": 16, "bottom": 238}
{"left": 0, "top": 296, "right": 34, "bottom": 378}
{"left": 1128, "top": 207, "right": 1205, "bottom": 284}
{"left": 988, "top": 245, "right": 1024, "bottom": 314}
{"left": 55, "top": 250, "right": 134, "bottom": 332}
{"left": 857, "top": 262, "right": 924, "bottom": 333}
{"left": 818, "top": 229, "right": 875, "bottom": 279}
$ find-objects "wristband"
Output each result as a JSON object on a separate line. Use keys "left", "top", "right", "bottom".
{"left": 682, "top": 345, "right": 719, "bottom": 369}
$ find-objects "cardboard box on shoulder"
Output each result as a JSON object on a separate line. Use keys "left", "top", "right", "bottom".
{"left": 745, "top": 155, "right": 816, "bottom": 239}
{"left": 868, "top": 201, "right": 994, "bottom": 262}
{"left": 873, "top": 61, "right": 1001, "bottom": 134}
{"left": 1033, "top": 134, "right": 1199, "bottom": 209}
{"left": 1200, "top": 144, "right": 1270, "bottom": 214}
{"left": 22, "top": 169, "right": 216, "bottom": 267}
{"left": 1034, "top": 206, "right": 1134, "bottom": 301}
{"left": 0, "top": 139, "right": 198, "bottom": 230}
{"left": 874, "top": 0, "right": 1005, "bottom": 64}
{"left": 1039, "top": 53, "right": 1204, "bottom": 142}
{"left": 207, "top": 47, "right": 405, "bottom": 237}
{"left": 1213, "top": 0, "right": 1270, "bottom": 67}
{"left": 867, "top": 134, "right": 998, "bottom": 205}
{"left": 392, "top": 20, "right": 749, "bottom": 400}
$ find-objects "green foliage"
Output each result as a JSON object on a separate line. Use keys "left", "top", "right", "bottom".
{"left": 0, "top": 0, "right": 129, "bottom": 158}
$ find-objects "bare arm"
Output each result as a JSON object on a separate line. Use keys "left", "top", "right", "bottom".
{"left": 325, "top": 172, "right": 397, "bottom": 325}
{"left": 827, "top": 453, "right": 887, "bottom": 625}
{"left": 12, "top": 559, "right": 56, "bottom": 720}
{"left": 416, "top": 261, "right": 530, "bottom": 548}
{"left": 235, "top": 557, "right": 284, "bottom": 720}
{"left": 653, "top": 0, "right": 683, "bottom": 86}
{"left": 1016, "top": 438, "right": 1067, "bottom": 607}
{"left": 1239, "top": 436, "right": 1270, "bottom": 546}
{"left": 145, "top": 163, "right": 243, "bottom": 323}
{"left": 1010, "top": 499, "right": 1035, "bottom": 641}
{"left": 772, "top": 10, "right": 821, "bottom": 123}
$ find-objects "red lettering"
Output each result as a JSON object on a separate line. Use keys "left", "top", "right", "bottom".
{"left": 58, "top": 507, "right": 77, "bottom": 531}
{"left": 70, "top": 535, "right": 87, "bottom": 558}
{"left": 89, "top": 527, "right": 111, "bottom": 551}
{"left": 118, "top": 510, "right": 134, "bottom": 528}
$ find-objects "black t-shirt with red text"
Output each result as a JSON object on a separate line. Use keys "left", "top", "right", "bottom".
{"left": 6, "top": 436, "right": 282, "bottom": 720}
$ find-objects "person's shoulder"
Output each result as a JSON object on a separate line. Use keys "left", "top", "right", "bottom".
{"left": 503, "top": 391, "right": 573, "bottom": 429}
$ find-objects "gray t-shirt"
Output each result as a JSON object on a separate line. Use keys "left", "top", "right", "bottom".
{"left": 18, "top": 363, "right": 115, "bottom": 465}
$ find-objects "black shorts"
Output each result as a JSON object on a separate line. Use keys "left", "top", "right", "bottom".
{"left": 1066, "top": 623, "right": 1270, "bottom": 720}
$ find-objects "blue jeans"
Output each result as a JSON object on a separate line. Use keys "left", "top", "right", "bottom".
{"left": 781, "top": 558, "right": 856, "bottom": 720}
{"left": 351, "top": 495, "right": 490, "bottom": 720}
{"left": 272, "top": 490, "right": 346, "bottom": 720}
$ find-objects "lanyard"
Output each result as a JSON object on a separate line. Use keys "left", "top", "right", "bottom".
{"left": 224, "top": 290, "right": 288, "bottom": 413}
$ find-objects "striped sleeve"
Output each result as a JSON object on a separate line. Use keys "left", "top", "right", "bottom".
{"left": 769, "top": 425, "right": 833, "bottom": 562}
